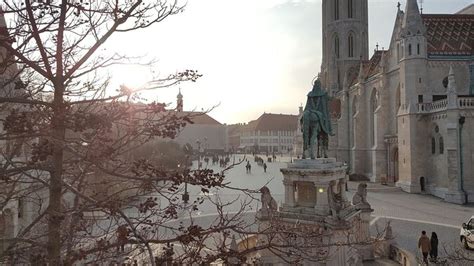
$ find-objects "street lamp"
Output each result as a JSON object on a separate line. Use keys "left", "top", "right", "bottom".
{"left": 196, "top": 139, "right": 202, "bottom": 169}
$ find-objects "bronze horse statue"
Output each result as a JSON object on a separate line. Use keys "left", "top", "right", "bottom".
{"left": 300, "top": 78, "right": 333, "bottom": 159}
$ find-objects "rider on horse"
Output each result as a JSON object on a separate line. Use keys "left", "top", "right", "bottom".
{"left": 300, "top": 77, "right": 333, "bottom": 159}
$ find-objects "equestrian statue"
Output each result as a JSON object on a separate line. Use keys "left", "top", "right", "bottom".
{"left": 300, "top": 76, "right": 333, "bottom": 159}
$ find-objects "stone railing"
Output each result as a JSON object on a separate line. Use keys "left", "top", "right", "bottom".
{"left": 417, "top": 99, "right": 447, "bottom": 113}
{"left": 458, "top": 97, "right": 474, "bottom": 109}
{"left": 431, "top": 99, "right": 448, "bottom": 112}
{"left": 417, "top": 97, "right": 474, "bottom": 114}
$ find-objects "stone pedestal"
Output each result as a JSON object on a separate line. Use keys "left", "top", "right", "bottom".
{"left": 255, "top": 158, "right": 375, "bottom": 265}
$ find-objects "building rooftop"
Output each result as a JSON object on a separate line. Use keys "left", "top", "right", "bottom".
{"left": 245, "top": 113, "right": 298, "bottom": 132}
{"left": 422, "top": 14, "right": 474, "bottom": 56}
{"left": 180, "top": 111, "right": 222, "bottom": 125}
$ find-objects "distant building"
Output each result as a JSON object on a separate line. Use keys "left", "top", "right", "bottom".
{"left": 226, "top": 123, "right": 245, "bottom": 153}
{"left": 173, "top": 90, "right": 226, "bottom": 153}
{"left": 240, "top": 113, "right": 298, "bottom": 154}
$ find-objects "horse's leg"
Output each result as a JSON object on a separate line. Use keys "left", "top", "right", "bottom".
{"left": 324, "top": 134, "right": 329, "bottom": 158}
{"left": 310, "top": 126, "right": 318, "bottom": 159}
{"left": 302, "top": 118, "right": 309, "bottom": 159}
{"left": 316, "top": 132, "right": 320, "bottom": 158}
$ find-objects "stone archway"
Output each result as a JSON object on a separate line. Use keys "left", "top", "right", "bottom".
{"left": 420, "top": 176, "right": 426, "bottom": 192}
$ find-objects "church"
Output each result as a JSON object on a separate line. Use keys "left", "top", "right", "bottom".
{"left": 322, "top": 0, "right": 474, "bottom": 204}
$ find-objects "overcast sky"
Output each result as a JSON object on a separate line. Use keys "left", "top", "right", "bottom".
{"left": 108, "top": 0, "right": 472, "bottom": 124}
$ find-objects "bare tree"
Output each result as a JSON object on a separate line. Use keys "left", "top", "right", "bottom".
{"left": 0, "top": 1, "right": 388, "bottom": 265}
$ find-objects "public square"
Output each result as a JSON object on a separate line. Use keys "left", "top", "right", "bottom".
{"left": 183, "top": 154, "right": 474, "bottom": 262}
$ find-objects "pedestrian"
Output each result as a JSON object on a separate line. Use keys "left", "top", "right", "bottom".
{"left": 418, "top": 230, "right": 431, "bottom": 264}
{"left": 117, "top": 225, "right": 128, "bottom": 252}
{"left": 263, "top": 163, "right": 267, "bottom": 173}
{"left": 430, "top": 232, "right": 438, "bottom": 262}
{"left": 248, "top": 162, "right": 252, "bottom": 174}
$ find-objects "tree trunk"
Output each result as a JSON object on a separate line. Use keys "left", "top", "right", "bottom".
{"left": 48, "top": 82, "right": 66, "bottom": 264}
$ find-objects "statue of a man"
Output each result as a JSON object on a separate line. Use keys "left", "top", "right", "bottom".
{"left": 300, "top": 77, "right": 333, "bottom": 159}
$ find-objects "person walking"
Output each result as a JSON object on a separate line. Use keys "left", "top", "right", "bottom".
{"left": 248, "top": 162, "right": 252, "bottom": 174}
{"left": 418, "top": 230, "right": 431, "bottom": 264}
{"left": 117, "top": 224, "right": 128, "bottom": 252}
{"left": 430, "top": 232, "right": 438, "bottom": 262}
{"left": 263, "top": 163, "right": 267, "bottom": 173}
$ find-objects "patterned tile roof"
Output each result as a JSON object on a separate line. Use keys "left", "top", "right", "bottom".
{"left": 422, "top": 14, "right": 474, "bottom": 56}
{"left": 348, "top": 50, "right": 387, "bottom": 87}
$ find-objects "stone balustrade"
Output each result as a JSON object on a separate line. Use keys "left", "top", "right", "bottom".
{"left": 431, "top": 99, "right": 448, "bottom": 112}
{"left": 458, "top": 97, "right": 474, "bottom": 108}
{"left": 415, "top": 97, "right": 474, "bottom": 114}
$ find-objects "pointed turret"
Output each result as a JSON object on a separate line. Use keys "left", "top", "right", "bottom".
{"left": 177, "top": 88, "right": 183, "bottom": 112}
{"left": 402, "top": 0, "right": 425, "bottom": 35}
{"left": 447, "top": 66, "right": 458, "bottom": 109}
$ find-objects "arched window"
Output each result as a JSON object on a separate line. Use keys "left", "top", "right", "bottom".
{"left": 352, "top": 96, "right": 358, "bottom": 116}
{"left": 439, "top": 136, "right": 444, "bottom": 154}
{"left": 417, "top": 43, "right": 420, "bottom": 55}
{"left": 348, "top": 33, "right": 354, "bottom": 58}
{"left": 431, "top": 137, "right": 436, "bottom": 154}
{"left": 334, "top": 35, "right": 340, "bottom": 58}
{"left": 370, "top": 89, "right": 378, "bottom": 146}
{"left": 348, "top": 0, "right": 353, "bottom": 18}
{"left": 408, "top": 44, "right": 412, "bottom": 56}
{"left": 351, "top": 96, "right": 358, "bottom": 148}
{"left": 335, "top": 0, "right": 340, "bottom": 20}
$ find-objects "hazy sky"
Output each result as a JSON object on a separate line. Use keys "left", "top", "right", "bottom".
{"left": 108, "top": 0, "right": 472, "bottom": 124}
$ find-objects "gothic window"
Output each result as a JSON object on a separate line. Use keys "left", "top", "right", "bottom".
{"left": 348, "top": 0, "right": 353, "bottom": 18}
{"left": 370, "top": 89, "right": 378, "bottom": 146}
{"left": 348, "top": 33, "right": 354, "bottom": 58}
{"left": 439, "top": 136, "right": 444, "bottom": 154}
{"left": 417, "top": 43, "right": 420, "bottom": 55}
{"left": 334, "top": 35, "right": 340, "bottom": 58}
{"left": 371, "top": 89, "right": 379, "bottom": 111}
{"left": 431, "top": 137, "right": 436, "bottom": 154}
{"left": 408, "top": 44, "right": 412, "bottom": 56}
{"left": 335, "top": 0, "right": 340, "bottom": 20}
{"left": 352, "top": 96, "right": 358, "bottom": 116}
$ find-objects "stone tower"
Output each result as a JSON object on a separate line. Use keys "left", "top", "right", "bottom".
{"left": 176, "top": 88, "right": 183, "bottom": 112}
{"left": 321, "top": 0, "right": 369, "bottom": 95}
{"left": 396, "top": 0, "right": 428, "bottom": 193}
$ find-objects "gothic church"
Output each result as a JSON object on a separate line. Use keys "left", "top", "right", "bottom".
{"left": 323, "top": 0, "right": 474, "bottom": 204}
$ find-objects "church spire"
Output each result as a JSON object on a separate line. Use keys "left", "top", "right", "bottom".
{"left": 177, "top": 88, "right": 183, "bottom": 112}
{"left": 402, "top": 0, "right": 425, "bottom": 35}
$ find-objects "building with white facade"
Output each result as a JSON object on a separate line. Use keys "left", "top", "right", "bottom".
{"left": 240, "top": 113, "right": 298, "bottom": 154}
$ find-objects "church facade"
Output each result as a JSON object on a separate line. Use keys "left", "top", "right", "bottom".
{"left": 323, "top": 0, "right": 474, "bottom": 204}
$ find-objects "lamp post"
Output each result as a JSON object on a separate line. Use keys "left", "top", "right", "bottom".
{"left": 196, "top": 139, "right": 202, "bottom": 169}
{"left": 178, "top": 163, "right": 189, "bottom": 204}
